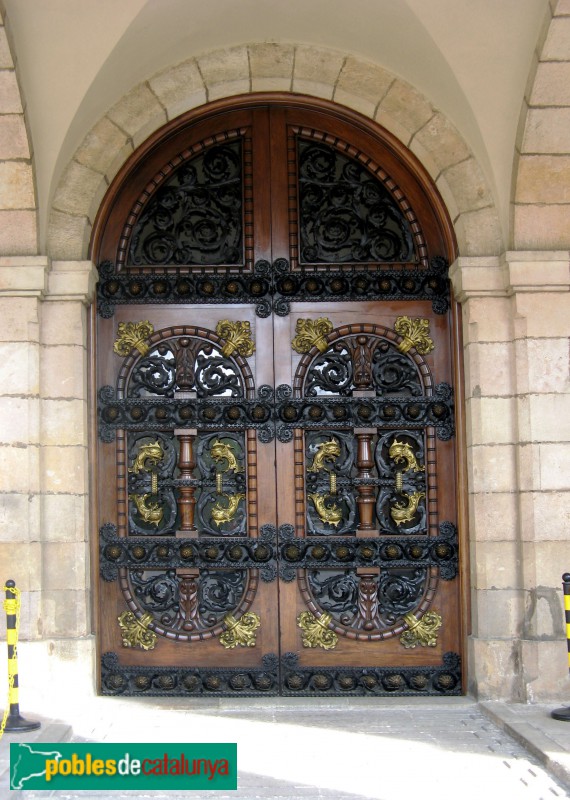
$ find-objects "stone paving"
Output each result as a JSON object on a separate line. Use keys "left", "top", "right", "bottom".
{"left": 1, "top": 698, "right": 570, "bottom": 799}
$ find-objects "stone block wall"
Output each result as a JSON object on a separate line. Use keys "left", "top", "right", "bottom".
{"left": 514, "top": 0, "right": 570, "bottom": 248}
{"left": 451, "top": 252, "right": 570, "bottom": 701}
{"left": 0, "top": 258, "right": 96, "bottom": 643}
{"left": 0, "top": 10, "right": 36, "bottom": 253}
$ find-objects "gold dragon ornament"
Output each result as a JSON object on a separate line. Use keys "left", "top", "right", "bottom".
{"left": 130, "top": 494, "right": 164, "bottom": 527}
{"left": 390, "top": 491, "right": 426, "bottom": 526}
{"left": 209, "top": 438, "right": 245, "bottom": 527}
{"left": 308, "top": 492, "right": 343, "bottom": 527}
{"left": 129, "top": 440, "right": 165, "bottom": 527}
{"left": 209, "top": 438, "right": 245, "bottom": 474}
{"left": 389, "top": 439, "right": 425, "bottom": 474}
{"left": 211, "top": 493, "right": 246, "bottom": 527}
{"left": 307, "top": 437, "right": 341, "bottom": 473}
{"left": 129, "top": 440, "right": 165, "bottom": 474}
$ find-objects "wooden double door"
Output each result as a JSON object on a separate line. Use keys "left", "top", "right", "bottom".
{"left": 94, "top": 98, "right": 463, "bottom": 696}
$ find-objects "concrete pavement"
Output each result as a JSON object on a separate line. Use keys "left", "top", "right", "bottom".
{"left": 1, "top": 697, "right": 570, "bottom": 799}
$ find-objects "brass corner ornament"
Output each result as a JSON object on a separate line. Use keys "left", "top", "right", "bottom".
{"left": 118, "top": 610, "right": 157, "bottom": 651}
{"left": 113, "top": 320, "right": 154, "bottom": 357}
{"left": 220, "top": 611, "right": 260, "bottom": 649}
{"left": 394, "top": 316, "right": 434, "bottom": 355}
{"left": 216, "top": 320, "right": 255, "bottom": 359}
{"left": 291, "top": 317, "right": 334, "bottom": 354}
{"left": 297, "top": 610, "right": 338, "bottom": 650}
{"left": 400, "top": 610, "right": 442, "bottom": 649}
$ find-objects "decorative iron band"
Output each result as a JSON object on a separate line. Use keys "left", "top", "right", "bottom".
{"left": 278, "top": 522, "right": 458, "bottom": 581}
{"left": 97, "top": 257, "right": 450, "bottom": 318}
{"left": 276, "top": 382, "right": 454, "bottom": 442}
{"left": 98, "top": 383, "right": 455, "bottom": 443}
{"left": 98, "top": 384, "right": 275, "bottom": 443}
{"left": 101, "top": 650, "right": 461, "bottom": 696}
{"left": 101, "top": 651, "right": 279, "bottom": 697}
{"left": 99, "top": 523, "right": 277, "bottom": 583}
{"left": 280, "top": 651, "right": 461, "bottom": 696}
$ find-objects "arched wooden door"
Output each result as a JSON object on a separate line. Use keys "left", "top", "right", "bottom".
{"left": 92, "top": 96, "right": 464, "bottom": 697}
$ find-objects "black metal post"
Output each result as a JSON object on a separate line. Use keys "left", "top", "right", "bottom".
{"left": 551, "top": 573, "right": 570, "bottom": 721}
{"left": 2, "top": 580, "right": 40, "bottom": 732}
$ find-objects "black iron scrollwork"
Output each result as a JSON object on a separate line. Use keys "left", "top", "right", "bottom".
{"left": 128, "top": 340, "right": 243, "bottom": 399}
{"left": 97, "top": 257, "right": 450, "bottom": 318}
{"left": 308, "top": 570, "right": 359, "bottom": 615}
{"left": 99, "top": 382, "right": 455, "bottom": 444}
{"left": 307, "top": 566, "right": 427, "bottom": 629}
{"left": 129, "top": 142, "right": 243, "bottom": 267}
{"left": 98, "top": 385, "right": 275, "bottom": 443}
{"left": 278, "top": 522, "right": 458, "bottom": 580}
{"left": 275, "top": 382, "right": 455, "bottom": 442}
{"left": 304, "top": 339, "right": 423, "bottom": 398}
{"left": 297, "top": 140, "right": 414, "bottom": 264}
{"left": 99, "top": 525, "right": 277, "bottom": 583}
{"left": 280, "top": 651, "right": 461, "bottom": 696}
{"left": 101, "top": 651, "right": 279, "bottom": 697}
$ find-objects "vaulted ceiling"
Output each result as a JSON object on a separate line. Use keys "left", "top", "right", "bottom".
{"left": 3, "top": 0, "right": 548, "bottom": 243}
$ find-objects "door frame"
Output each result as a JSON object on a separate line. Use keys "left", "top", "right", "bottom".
{"left": 89, "top": 92, "right": 469, "bottom": 694}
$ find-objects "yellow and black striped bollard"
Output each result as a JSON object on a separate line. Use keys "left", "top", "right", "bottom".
{"left": 1, "top": 580, "right": 40, "bottom": 734}
{"left": 552, "top": 573, "right": 570, "bottom": 721}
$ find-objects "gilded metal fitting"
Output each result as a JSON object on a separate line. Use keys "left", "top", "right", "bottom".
{"left": 291, "top": 317, "right": 334, "bottom": 354}
{"left": 113, "top": 321, "right": 154, "bottom": 357}
{"left": 220, "top": 612, "right": 260, "bottom": 649}
{"left": 400, "top": 610, "right": 442, "bottom": 649}
{"left": 118, "top": 610, "right": 157, "bottom": 650}
{"left": 297, "top": 610, "right": 338, "bottom": 650}
{"left": 394, "top": 316, "right": 434, "bottom": 355}
{"left": 390, "top": 491, "right": 425, "bottom": 526}
{"left": 216, "top": 320, "right": 255, "bottom": 358}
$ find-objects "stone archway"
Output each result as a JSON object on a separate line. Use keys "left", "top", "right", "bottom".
{"left": 47, "top": 44, "right": 503, "bottom": 261}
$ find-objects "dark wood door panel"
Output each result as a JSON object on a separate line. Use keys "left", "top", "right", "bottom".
{"left": 93, "top": 99, "right": 463, "bottom": 698}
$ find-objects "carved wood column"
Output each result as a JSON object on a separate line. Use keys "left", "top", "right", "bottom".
{"left": 353, "top": 390, "right": 380, "bottom": 630}
{"left": 175, "top": 428, "right": 198, "bottom": 533}
{"left": 174, "top": 424, "right": 200, "bottom": 631}
{"left": 355, "top": 428, "right": 377, "bottom": 533}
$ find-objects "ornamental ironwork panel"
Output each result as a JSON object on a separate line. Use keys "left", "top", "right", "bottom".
{"left": 277, "top": 522, "right": 458, "bottom": 581}
{"left": 101, "top": 651, "right": 280, "bottom": 697}
{"left": 279, "top": 651, "right": 461, "bottom": 696}
{"left": 96, "top": 257, "right": 451, "bottom": 318}
{"left": 297, "top": 139, "right": 415, "bottom": 264}
{"left": 129, "top": 141, "right": 244, "bottom": 267}
{"left": 100, "top": 522, "right": 278, "bottom": 583}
